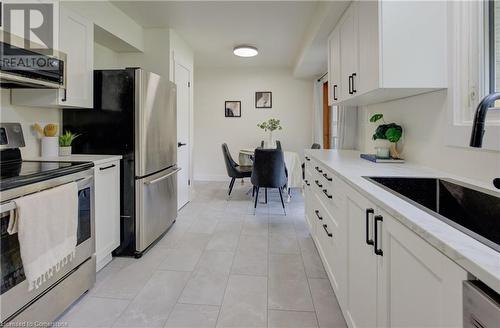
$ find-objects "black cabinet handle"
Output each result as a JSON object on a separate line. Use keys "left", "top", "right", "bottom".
{"left": 351, "top": 73, "right": 357, "bottom": 93}
{"left": 99, "top": 164, "right": 116, "bottom": 171}
{"left": 333, "top": 84, "right": 338, "bottom": 101}
{"left": 61, "top": 89, "right": 67, "bottom": 102}
{"left": 305, "top": 156, "right": 310, "bottom": 161}
{"left": 365, "top": 208, "right": 374, "bottom": 246}
{"left": 374, "top": 215, "right": 383, "bottom": 256}
{"left": 178, "top": 142, "right": 187, "bottom": 147}
{"left": 348, "top": 75, "right": 353, "bottom": 95}
{"left": 315, "top": 180, "right": 323, "bottom": 188}
{"left": 323, "top": 173, "right": 332, "bottom": 181}
{"left": 304, "top": 180, "right": 310, "bottom": 186}
{"left": 322, "top": 189, "right": 333, "bottom": 199}
{"left": 315, "top": 166, "right": 323, "bottom": 173}
{"left": 314, "top": 210, "right": 323, "bottom": 221}
{"left": 323, "top": 224, "right": 333, "bottom": 237}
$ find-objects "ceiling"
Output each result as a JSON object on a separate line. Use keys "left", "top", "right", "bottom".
{"left": 111, "top": 1, "right": 348, "bottom": 77}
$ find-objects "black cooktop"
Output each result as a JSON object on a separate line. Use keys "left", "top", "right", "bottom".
{"left": 0, "top": 160, "right": 94, "bottom": 191}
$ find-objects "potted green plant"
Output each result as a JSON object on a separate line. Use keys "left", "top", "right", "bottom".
{"left": 370, "top": 114, "right": 403, "bottom": 159}
{"left": 59, "top": 130, "right": 80, "bottom": 156}
{"left": 257, "top": 118, "right": 283, "bottom": 148}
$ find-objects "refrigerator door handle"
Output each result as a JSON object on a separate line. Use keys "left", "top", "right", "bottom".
{"left": 144, "top": 168, "right": 181, "bottom": 185}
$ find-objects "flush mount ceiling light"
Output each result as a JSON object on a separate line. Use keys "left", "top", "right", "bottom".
{"left": 233, "top": 45, "right": 258, "bottom": 57}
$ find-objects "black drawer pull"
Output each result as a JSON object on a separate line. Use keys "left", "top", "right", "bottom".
{"left": 333, "top": 84, "right": 338, "bottom": 101}
{"left": 348, "top": 75, "right": 353, "bottom": 95}
{"left": 315, "top": 180, "right": 323, "bottom": 188}
{"left": 305, "top": 156, "right": 311, "bottom": 161}
{"left": 304, "top": 180, "right": 310, "bottom": 186}
{"left": 322, "top": 189, "right": 333, "bottom": 199}
{"left": 351, "top": 73, "right": 357, "bottom": 93}
{"left": 314, "top": 210, "right": 323, "bottom": 221}
{"left": 315, "top": 166, "right": 323, "bottom": 173}
{"left": 323, "top": 173, "right": 332, "bottom": 181}
{"left": 374, "top": 215, "right": 383, "bottom": 256}
{"left": 323, "top": 224, "right": 333, "bottom": 238}
{"left": 365, "top": 208, "right": 374, "bottom": 246}
{"left": 99, "top": 164, "right": 116, "bottom": 171}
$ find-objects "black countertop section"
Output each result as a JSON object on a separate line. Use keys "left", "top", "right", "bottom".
{"left": 0, "top": 161, "right": 94, "bottom": 192}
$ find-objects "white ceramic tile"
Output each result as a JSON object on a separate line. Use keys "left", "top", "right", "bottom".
{"left": 268, "top": 277, "right": 314, "bottom": 311}
{"left": 269, "top": 254, "right": 307, "bottom": 281}
{"left": 231, "top": 249, "right": 268, "bottom": 276}
{"left": 268, "top": 310, "right": 318, "bottom": 328}
{"left": 269, "top": 233, "right": 300, "bottom": 254}
{"left": 206, "top": 231, "right": 240, "bottom": 252}
{"left": 58, "top": 296, "right": 129, "bottom": 327}
{"left": 157, "top": 248, "right": 203, "bottom": 272}
{"left": 308, "top": 279, "right": 347, "bottom": 328}
{"left": 216, "top": 275, "right": 267, "bottom": 328}
{"left": 113, "top": 271, "right": 191, "bottom": 327}
{"left": 178, "top": 271, "right": 229, "bottom": 306}
{"left": 165, "top": 304, "right": 219, "bottom": 328}
{"left": 195, "top": 250, "right": 234, "bottom": 276}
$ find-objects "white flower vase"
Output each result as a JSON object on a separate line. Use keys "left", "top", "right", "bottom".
{"left": 266, "top": 131, "right": 276, "bottom": 149}
{"left": 59, "top": 146, "right": 72, "bottom": 156}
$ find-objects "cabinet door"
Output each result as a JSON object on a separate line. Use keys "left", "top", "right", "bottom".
{"left": 59, "top": 5, "right": 93, "bottom": 108}
{"left": 377, "top": 209, "right": 467, "bottom": 328}
{"left": 339, "top": 3, "right": 358, "bottom": 100}
{"left": 94, "top": 160, "right": 121, "bottom": 271}
{"left": 344, "top": 188, "right": 378, "bottom": 328}
{"left": 328, "top": 28, "right": 342, "bottom": 104}
{"left": 357, "top": 0, "right": 379, "bottom": 95}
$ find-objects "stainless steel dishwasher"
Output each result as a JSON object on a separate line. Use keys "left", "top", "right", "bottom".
{"left": 463, "top": 281, "right": 500, "bottom": 328}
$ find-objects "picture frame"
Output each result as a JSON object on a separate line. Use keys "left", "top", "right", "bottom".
{"left": 255, "top": 91, "right": 272, "bottom": 108}
{"left": 225, "top": 101, "right": 241, "bottom": 117}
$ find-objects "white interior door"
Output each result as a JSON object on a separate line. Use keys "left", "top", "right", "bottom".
{"left": 175, "top": 63, "right": 191, "bottom": 209}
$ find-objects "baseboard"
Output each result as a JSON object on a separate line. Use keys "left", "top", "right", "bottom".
{"left": 193, "top": 174, "right": 229, "bottom": 181}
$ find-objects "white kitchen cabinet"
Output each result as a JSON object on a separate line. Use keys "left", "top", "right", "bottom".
{"left": 344, "top": 187, "right": 379, "bottom": 328}
{"left": 12, "top": 5, "right": 94, "bottom": 108}
{"left": 327, "top": 28, "right": 341, "bottom": 105}
{"left": 327, "top": 0, "right": 447, "bottom": 106}
{"left": 377, "top": 208, "right": 467, "bottom": 328}
{"left": 338, "top": 3, "right": 358, "bottom": 102}
{"left": 303, "top": 156, "right": 468, "bottom": 328}
{"left": 94, "top": 159, "right": 121, "bottom": 271}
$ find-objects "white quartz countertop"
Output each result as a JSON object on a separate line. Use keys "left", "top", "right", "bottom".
{"left": 305, "top": 149, "right": 500, "bottom": 294}
{"left": 26, "top": 154, "right": 122, "bottom": 165}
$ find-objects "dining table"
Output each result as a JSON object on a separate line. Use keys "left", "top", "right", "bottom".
{"left": 238, "top": 148, "right": 303, "bottom": 193}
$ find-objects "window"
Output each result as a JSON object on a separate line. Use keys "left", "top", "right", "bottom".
{"left": 448, "top": 0, "right": 500, "bottom": 150}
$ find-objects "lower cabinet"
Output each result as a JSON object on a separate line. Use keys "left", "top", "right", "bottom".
{"left": 304, "top": 159, "right": 468, "bottom": 328}
{"left": 94, "top": 160, "right": 121, "bottom": 271}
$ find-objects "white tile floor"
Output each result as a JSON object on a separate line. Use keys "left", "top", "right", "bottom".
{"left": 56, "top": 181, "right": 347, "bottom": 328}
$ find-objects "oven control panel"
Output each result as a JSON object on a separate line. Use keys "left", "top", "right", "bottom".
{"left": 0, "top": 123, "right": 25, "bottom": 150}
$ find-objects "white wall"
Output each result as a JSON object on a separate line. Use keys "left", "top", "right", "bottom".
{"left": 356, "top": 90, "right": 500, "bottom": 185}
{"left": 193, "top": 67, "right": 313, "bottom": 181}
{"left": 0, "top": 90, "right": 61, "bottom": 157}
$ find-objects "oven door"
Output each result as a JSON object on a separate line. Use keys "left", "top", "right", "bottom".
{"left": 0, "top": 175, "right": 94, "bottom": 323}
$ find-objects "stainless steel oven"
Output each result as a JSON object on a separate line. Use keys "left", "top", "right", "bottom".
{"left": 0, "top": 168, "right": 95, "bottom": 325}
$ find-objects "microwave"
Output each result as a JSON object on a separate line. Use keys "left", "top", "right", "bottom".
{"left": 0, "top": 32, "right": 66, "bottom": 89}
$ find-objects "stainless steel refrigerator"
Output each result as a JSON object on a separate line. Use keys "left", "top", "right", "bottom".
{"left": 63, "top": 68, "right": 178, "bottom": 257}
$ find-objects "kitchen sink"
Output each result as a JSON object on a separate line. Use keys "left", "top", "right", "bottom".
{"left": 364, "top": 177, "right": 500, "bottom": 252}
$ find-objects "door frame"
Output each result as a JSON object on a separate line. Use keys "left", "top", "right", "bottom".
{"left": 173, "top": 59, "right": 193, "bottom": 205}
{"left": 322, "top": 81, "right": 331, "bottom": 149}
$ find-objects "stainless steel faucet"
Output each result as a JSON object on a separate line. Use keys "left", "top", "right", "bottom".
{"left": 469, "top": 93, "right": 500, "bottom": 189}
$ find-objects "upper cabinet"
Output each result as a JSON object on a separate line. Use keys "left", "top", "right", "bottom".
{"left": 327, "top": 0, "right": 447, "bottom": 106}
{"left": 12, "top": 5, "right": 94, "bottom": 108}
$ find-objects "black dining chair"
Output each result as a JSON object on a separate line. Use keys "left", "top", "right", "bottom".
{"left": 222, "top": 143, "right": 252, "bottom": 196}
{"left": 302, "top": 143, "right": 321, "bottom": 179}
{"left": 251, "top": 148, "right": 287, "bottom": 215}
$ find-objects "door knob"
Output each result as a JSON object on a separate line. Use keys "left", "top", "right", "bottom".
{"left": 178, "top": 142, "right": 187, "bottom": 147}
